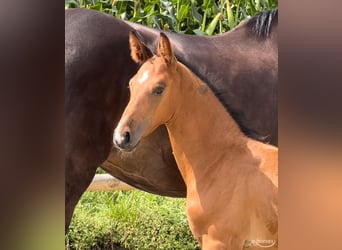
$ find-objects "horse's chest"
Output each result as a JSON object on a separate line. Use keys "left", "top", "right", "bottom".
{"left": 185, "top": 195, "right": 226, "bottom": 236}
{"left": 186, "top": 203, "right": 210, "bottom": 239}
{"left": 185, "top": 184, "right": 250, "bottom": 236}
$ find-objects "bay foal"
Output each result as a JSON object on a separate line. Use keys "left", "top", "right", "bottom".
{"left": 114, "top": 32, "right": 278, "bottom": 250}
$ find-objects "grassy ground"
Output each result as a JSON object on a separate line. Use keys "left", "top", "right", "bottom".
{"left": 66, "top": 189, "right": 200, "bottom": 250}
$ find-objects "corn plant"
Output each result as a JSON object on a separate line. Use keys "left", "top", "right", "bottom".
{"left": 65, "top": 0, "right": 278, "bottom": 35}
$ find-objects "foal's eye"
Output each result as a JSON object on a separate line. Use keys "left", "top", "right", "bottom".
{"left": 152, "top": 86, "right": 165, "bottom": 96}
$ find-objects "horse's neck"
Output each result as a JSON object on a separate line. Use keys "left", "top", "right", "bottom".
{"left": 165, "top": 64, "right": 248, "bottom": 184}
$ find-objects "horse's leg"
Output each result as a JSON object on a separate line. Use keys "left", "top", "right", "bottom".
{"left": 65, "top": 156, "right": 97, "bottom": 232}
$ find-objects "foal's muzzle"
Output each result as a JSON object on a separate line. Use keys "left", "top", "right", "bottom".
{"left": 113, "top": 129, "right": 137, "bottom": 152}
{"left": 114, "top": 131, "right": 130, "bottom": 146}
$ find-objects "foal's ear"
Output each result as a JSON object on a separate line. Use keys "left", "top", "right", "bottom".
{"left": 129, "top": 31, "right": 153, "bottom": 64}
{"left": 157, "top": 33, "right": 174, "bottom": 65}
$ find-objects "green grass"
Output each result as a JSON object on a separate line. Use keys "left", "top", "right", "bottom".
{"left": 66, "top": 189, "right": 200, "bottom": 249}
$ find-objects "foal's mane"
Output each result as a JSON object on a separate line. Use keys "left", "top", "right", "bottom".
{"left": 208, "top": 82, "right": 261, "bottom": 140}
{"left": 246, "top": 9, "right": 278, "bottom": 37}
{"left": 178, "top": 62, "right": 263, "bottom": 142}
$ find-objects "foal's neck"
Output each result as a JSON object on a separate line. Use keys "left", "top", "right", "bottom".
{"left": 165, "top": 63, "right": 250, "bottom": 184}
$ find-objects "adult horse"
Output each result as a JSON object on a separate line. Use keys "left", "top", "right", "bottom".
{"left": 65, "top": 8, "right": 277, "bottom": 231}
{"left": 114, "top": 32, "right": 278, "bottom": 249}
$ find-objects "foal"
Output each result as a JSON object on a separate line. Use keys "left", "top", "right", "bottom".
{"left": 114, "top": 32, "right": 278, "bottom": 250}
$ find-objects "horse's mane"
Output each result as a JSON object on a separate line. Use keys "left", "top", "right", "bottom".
{"left": 246, "top": 9, "right": 278, "bottom": 37}
{"left": 192, "top": 67, "right": 262, "bottom": 141}
{"left": 211, "top": 86, "right": 262, "bottom": 141}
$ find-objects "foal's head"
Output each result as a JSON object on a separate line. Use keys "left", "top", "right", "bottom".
{"left": 114, "top": 32, "right": 180, "bottom": 151}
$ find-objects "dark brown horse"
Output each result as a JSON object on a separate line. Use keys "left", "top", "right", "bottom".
{"left": 65, "top": 8, "right": 278, "bottom": 231}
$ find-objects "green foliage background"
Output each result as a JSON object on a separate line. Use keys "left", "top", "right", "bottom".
{"left": 65, "top": 0, "right": 277, "bottom": 35}
{"left": 65, "top": 1, "right": 278, "bottom": 249}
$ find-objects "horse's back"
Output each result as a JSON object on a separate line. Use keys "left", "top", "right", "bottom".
{"left": 65, "top": 8, "right": 134, "bottom": 74}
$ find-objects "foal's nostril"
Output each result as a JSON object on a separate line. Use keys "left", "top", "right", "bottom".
{"left": 124, "top": 131, "right": 130, "bottom": 144}
{"left": 114, "top": 130, "right": 131, "bottom": 148}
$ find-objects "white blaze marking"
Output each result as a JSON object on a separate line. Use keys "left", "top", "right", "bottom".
{"left": 138, "top": 70, "right": 149, "bottom": 84}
